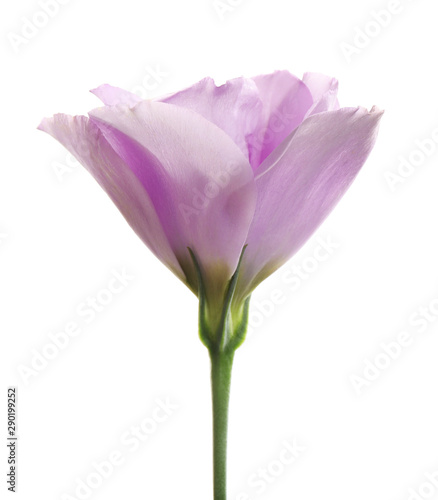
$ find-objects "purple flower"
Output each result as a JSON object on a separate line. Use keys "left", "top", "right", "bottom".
{"left": 39, "top": 70, "right": 383, "bottom": 500}
{"left": 39, "top": 70, "right": 382, "bottom": 335}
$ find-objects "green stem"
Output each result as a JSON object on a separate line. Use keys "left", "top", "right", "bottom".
{"left": 210, "top": 348, "right": 234, "bottom": 500}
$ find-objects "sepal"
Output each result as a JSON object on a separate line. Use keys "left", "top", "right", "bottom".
{"left": 189, "top": 246, "right": 251, "bottom": 353}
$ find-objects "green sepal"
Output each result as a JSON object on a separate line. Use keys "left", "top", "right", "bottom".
{"left": 188, "top": 246, "right": 251, "bottom": 354}
{"left": 224, "top": 295, "right": 250, "bottom": 353}
{"left": 188, "top": 247, "right": 213, "bottom": 350}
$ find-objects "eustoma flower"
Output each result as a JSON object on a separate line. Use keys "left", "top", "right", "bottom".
{"left": 39, "top": 70, "right": 382, "bottom": 500}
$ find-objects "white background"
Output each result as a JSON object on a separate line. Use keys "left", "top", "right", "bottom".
{"left": 2, "top": 0, "right": 438, "bottom": 499}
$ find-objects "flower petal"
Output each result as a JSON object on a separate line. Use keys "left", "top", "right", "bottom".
{"left": 303, "top": 72, "right": 340, "bottom": 116}
{"left": 89, "top": 100, "right": 256, "bottom": 295}
{"left": 248, "top": 70, "right": 314, "bottom": 169}
{"left": 90, "top": 84, "right": 142, "bottom": 107}
{"left": 236, "top": 106, "right": 384, "bottom": 299}
{"left": 38, "top": 114, "right": 185, "bottom": 281}
{"left": 158, "top": 77, "right": 263, "bottom": 164}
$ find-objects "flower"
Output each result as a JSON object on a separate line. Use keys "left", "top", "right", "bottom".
{"left": 39, "top": 70, "right": 382, "bottom": 347}
{"left": 39, "top": 71, "right": 383, "bottom": 500}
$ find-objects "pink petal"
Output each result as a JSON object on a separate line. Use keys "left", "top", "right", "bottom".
{"left": 38, "top": 114, "right": 185, "bottom": 282}
{"left": 90, "top": 84, "right": 142, "bottom": 107}
{"left": 248, "top": 70, "right": 314, "bottom": 169}
{"left": 158, "top": 77, "right": 263, "bottom": 165}
{"left": 236, "top": 106, "right": 384, "bottom": 299}
{"left": 303, "top": 72, "right": 340, "bottom": 115}
{"left": 89, "top": 100, "right": 256, "bottom": 293}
